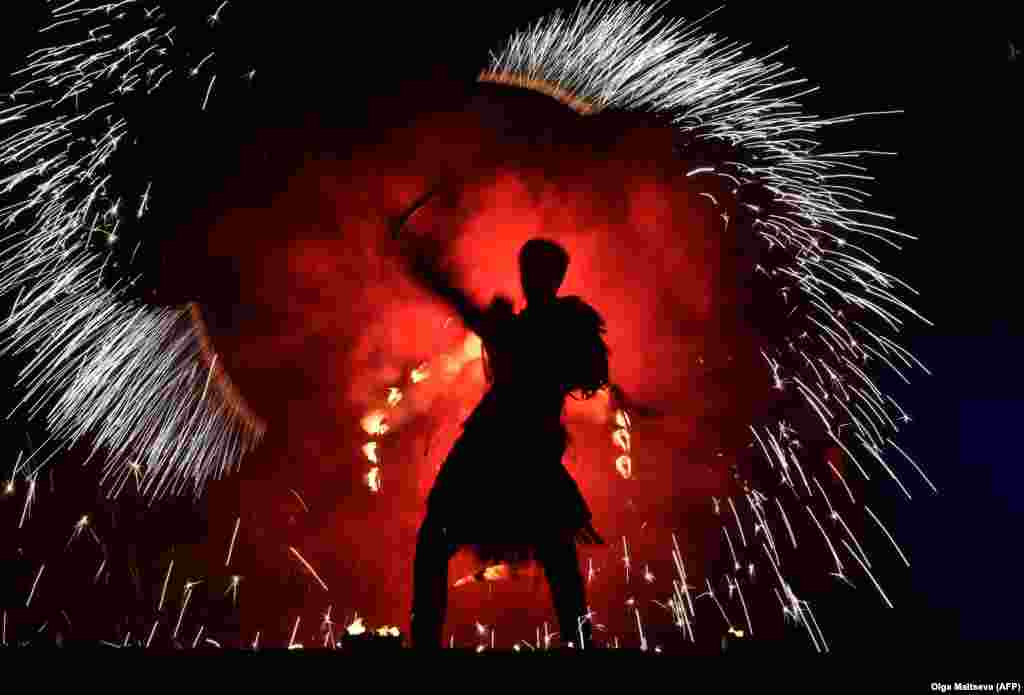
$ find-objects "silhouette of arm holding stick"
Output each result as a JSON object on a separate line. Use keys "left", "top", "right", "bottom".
{"left": 389, "top": 187, "right": 509, "bottom": 342}
{"left": 388, "top": 187, "right": 660, "bottom": 417}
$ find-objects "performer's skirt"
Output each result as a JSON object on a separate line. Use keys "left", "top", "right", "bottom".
{"left": 424, "top": 418, "right": 602, "bottom": 564}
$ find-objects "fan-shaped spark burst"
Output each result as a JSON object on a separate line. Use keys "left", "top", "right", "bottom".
{"left": 478, "top": 0, "right": 926, "bottom": 647}
{"left": 0, "top": 1, "right": 264, "bottom": 501}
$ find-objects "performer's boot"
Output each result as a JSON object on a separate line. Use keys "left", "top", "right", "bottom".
{"left": 539, "top": 539, "right": 595, "bottom": 649}
{"left": 410, "top": 516, "right": 452, "bottom": 649}
{"left": 410, "top": 611, "right": 445, "bottom": 650}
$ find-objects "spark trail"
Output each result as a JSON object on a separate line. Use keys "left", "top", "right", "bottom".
{"left": 0, "top": 0, "right": 264, "bottom": 501}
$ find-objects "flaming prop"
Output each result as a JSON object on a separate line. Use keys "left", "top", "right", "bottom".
{"left": 346, "top": 615, "right": 366, "bottom": 636}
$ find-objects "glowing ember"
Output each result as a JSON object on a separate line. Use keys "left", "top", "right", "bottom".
{"left": 375, "top": 626, "right": 400, "bottom": 637}
{"left": 362, "top": 442, "right": 378, "bottom": 464}
{"left": 613, "top": 407, "right": 634, "bottom": 478}
{"left": 410, "top": 363, "right": 430, "bottom": 383}
{"left": 644, "top": 565, "right": 655, "bottom": 583}
{"left": 347, "top": 616, "right": 366, "bottom": 636}
{"left": 361, "top": 411, "right": 389, "bottom": 436}
{"left": 483, "top": 564, "right": 510, "bottom": 581}
{"left": 453, "top": 563, "right": 513, "bottom": 587}
{"left": 366, "top": 466, "right": 382, "bottom": 493}
{"left": 225, "top": 575, "right": 241, "bottom": 605}
{"left": 386, "top": 387, "right": 403, "bottom": 407}
{"left": 615, "top": 454, "right": 633, "bottom": 480}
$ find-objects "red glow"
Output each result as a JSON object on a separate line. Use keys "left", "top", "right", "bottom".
{"left": 168, "top": 80, "right": 776, "bottom": 643}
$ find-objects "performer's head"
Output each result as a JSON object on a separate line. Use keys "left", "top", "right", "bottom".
{"left": 519, "top": 238, "right": 569, "bottom": 305}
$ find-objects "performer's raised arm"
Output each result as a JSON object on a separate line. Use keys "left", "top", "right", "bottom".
{"left": 387, "top": 187, "right": 499, "bottom": 339}
{"left": 409, "top": 247, "right": 489, "bottom": 338}
{"left": 394, "top": 225, "right": 508, "bottom": 343}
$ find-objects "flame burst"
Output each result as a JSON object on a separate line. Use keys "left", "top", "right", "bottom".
{"left": 615, "top": 455, "right": 633, "bottom": 480}
{"left": 411, "top": 363, "right": 431, "bottom": 384}
{"left": 613, "top": 409, "right": 633, "bottom": 479}
{"left": 362, "top": 442, "right": 379, "bottom": 464}
{"left": 453, "top": 563, "right": 525, "bottom": 588}
{"left": 386, "top": 387, "right": 403, "bottom": 407}
{"left": 360, "top": 412, "right": 389, "bottom": 437}
{"left": 366, "top": 466, "right": 382, "bottom": 493}
{"left": 346, "top": 616, "right": 366, "bottom": 636}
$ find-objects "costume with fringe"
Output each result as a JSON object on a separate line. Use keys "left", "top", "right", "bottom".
{"left": 423, "top": 295, "right": 608, "bottom": 565}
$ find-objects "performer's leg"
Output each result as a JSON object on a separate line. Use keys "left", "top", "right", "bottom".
{"left": 410, "top": 513, "right": 455, "bottom": 649}
{"left": 537, "top": 539, "right": 593, "bottom": 648}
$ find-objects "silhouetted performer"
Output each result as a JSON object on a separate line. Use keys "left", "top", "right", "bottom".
{"left": 397, "top": 230, "right": 609, "bottom": 649}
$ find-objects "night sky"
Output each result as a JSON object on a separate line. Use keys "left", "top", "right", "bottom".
{"left": 0, "top": 2, "right": 1021, "bottom": 653}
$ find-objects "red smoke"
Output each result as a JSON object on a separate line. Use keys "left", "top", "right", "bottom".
{"left": 168, "top": 78, "right": 780, "bottom": 645}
